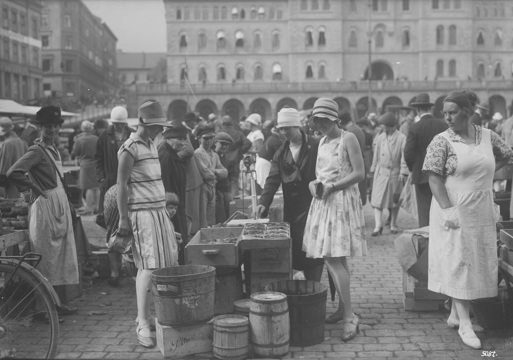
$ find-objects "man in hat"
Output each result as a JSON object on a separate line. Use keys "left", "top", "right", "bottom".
{"left": 194, "top": 122, "right": 228, "bottom": 227}
{"left": 254, "top": 107, "right": 324, "bottom": 282}
{"left": 20, "top": 116, "right": 40, "bottom": 147}
{"left": 404, "top": 93, "right": 447, "bottom": 227}
{"left": 213, "top": 131, "right": 234, "bottom": 223}
{"left": 0, "top": 117, "right": 28, "bottom": 198}
{"left": 183, "top": 112, "right": 199, "bottom": 149}
{"left": 158, "top": 120, "right": 189, "bottom": 263}
{"left": 117, "top": 100, "right": 178, "bottom": 348}
{"left": 208, "top": 113, "right": 217, "bottom": 124}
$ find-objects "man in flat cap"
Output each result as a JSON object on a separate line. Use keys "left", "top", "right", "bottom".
{"left": 404, "top": 93, "right": 447, "bottom": 227}
{"left": 0, "top": 117, "right": 28, "bottom": 198}
{"left": 213, "top": 131, "right": 234, "bottom": 223}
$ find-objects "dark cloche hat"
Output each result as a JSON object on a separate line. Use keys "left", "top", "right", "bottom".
{"left": 35, "top": 105, "right": 64, "bottom": 125}
{"left": 410, "top": 93, "right": 434, "bottom": 107}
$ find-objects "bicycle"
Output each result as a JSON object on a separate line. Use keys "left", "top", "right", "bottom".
{"left": 0, "top": 252, "right": 60, "bottom": 359}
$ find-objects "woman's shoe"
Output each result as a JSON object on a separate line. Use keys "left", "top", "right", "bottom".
{"left": 325, "top": 312, "right": 344, "bottom": 324}
{"left": 458, "top": 328, "right": 481, "bottom": 349}
{"left": 341, "top": 314, "right": 360, "bottom": 342}
{"left": 390, "top": 226, "right": 399, "bottom": 234}
{"left": 136, "top": 324, "right": 155, "bottom": 348}
{"left": 447, "top": 318, "right": 484, "bottom": 332}
{"left": 135, "top": 317, "right": 156, "bottom": 331}
{"left": 371, "top": 227, "right": 383, "bottom": 237}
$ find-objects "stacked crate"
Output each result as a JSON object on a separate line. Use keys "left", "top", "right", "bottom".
{"left": 499, "top": 225, "right": 513, "bottom": 283}
{"left": 403, "top": 272, "right": 447, "bottom": 311}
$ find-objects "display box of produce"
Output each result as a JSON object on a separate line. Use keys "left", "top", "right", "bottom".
{"left": 239, "top": 222, "right": 290, "bottom": 249}
{"left": 185, "top": 227, "right": 243, "bottom": 267}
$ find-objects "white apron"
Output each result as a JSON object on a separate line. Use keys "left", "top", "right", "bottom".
{"left": 428, "top": 129, "right": 498, "bottom": 300}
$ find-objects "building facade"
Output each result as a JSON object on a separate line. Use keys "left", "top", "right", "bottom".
{"left": 40, "top": 0, "right": 118, "bottom": 108}
{"left": 0, "top": 0, "right": 43, "bottom": 103}
{"left": 135, "top": 0, "right": 513, "bottom": 122}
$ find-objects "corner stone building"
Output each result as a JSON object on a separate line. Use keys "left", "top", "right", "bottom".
{"left": 136, "top": 0, "right": 513, "bottom": 122}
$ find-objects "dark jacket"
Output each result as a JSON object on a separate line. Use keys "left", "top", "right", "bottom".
{"left": 20, "top": 124, "right": 39, "bottom": 148}
{"left": 404, "top": 114, "right": 448, "bottom": 184}
{"left": 259, "top": 131, "right": 319, "bottom": 217}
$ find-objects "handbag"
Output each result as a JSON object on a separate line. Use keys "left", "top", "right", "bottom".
{"left": 37, "top": 144, "right": 78, "bottom": 223}
{"left": 107, "top": 229, "right": 132, "bottom": 254}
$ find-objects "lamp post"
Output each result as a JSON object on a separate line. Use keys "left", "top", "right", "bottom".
{"left": 367, "top": 0, "right": 373, "bottom": 114}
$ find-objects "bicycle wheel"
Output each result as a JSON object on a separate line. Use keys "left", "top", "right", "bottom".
{"left": 0, "top": 263, "right": 59, "bottom": 359}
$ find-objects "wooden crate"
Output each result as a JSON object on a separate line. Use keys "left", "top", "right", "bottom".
{"left": 156, "top": 319, "right": 213, "bottom": 359}
{"left": 0, "top": 230, "right": 28, "bottom": 252}
{"left": 402, "top": 272, "right": 446, "bottom": 311}
{"left": 249, "top": 272, "right": 291, "bottom": 295}
{"left": 89, "top": 250, "right": 110, "bottom": 278}
{"left": 185, "top": 227, "right": 242, "bottom": 267}
{"left": 403, "top": 293, "right": 444, "bottom": 312}
{"left": 249, "top": 247, "right": 290, "bottom": 274}
{"left": 499, "top": 244, "right": 513, "bottom": 266}
{"left": 500, "top": 229, "right": 513, "bottom": 249}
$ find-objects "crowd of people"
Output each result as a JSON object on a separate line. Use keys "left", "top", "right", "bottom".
{"left": 1, "top": 87, "right": 511, "bottom": 349}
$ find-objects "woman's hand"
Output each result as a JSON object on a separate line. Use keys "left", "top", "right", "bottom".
{"left": 322, "top": 183, "right": 336, "bottom": 199}
{"left": 308, "top": 180, "right": 319, "bottom": 198}
{"left": 118, "top": 217, "right": 131, "bottom": 237}
{"left": 441, "top": 206, "right": 460, "bottom": 230}
{"left": 31, "top": 184, "right": 48, "bottom": 199}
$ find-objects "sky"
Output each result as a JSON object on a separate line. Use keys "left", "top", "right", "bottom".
{"left": 83, "top": 0, "right": 167, "bottom": 53}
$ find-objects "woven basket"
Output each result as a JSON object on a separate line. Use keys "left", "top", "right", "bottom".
{"left": 470, "top": 269, "right": 513, "bottom": 330}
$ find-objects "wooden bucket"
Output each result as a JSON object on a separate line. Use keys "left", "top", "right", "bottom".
{"left": 249, "top": 292, "right": 289, "bottom": 358}
{"left": 213, "top": 314, "right": 249, "bottom": 360}
{"left": 266, "top": 280, "right": 327, "bottom": 346}
{"left": 233, "top": 299, "right": 251, "bottom": 317}
{"left": 151, "top": 265, "right": 215, "bottom": 326}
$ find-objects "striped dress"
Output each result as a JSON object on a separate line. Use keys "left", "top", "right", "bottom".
{"left": 118, "top": 133, "right": 178, "bottom": 269}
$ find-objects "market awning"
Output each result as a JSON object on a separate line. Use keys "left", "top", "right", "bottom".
{"left": 0, "top": 99, "right": 28, "bottom": 115}
{"left": 24, "top": 105, "right": 78, "bottom": 118}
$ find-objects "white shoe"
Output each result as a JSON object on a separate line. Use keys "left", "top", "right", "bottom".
{"left": 447, "top": 318, "right": 484, "bottom": 332}
{"left": 458, "top": 328, "right": 482, "bottom": 349}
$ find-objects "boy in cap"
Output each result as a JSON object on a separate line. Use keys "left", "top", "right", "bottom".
{"left": 117, "top": 100, "right": 178, "bottom": 348}
{"left": 214, "top": 131, "right": 234, "bottom": 223}
{"left": 194, "top": 122, "right": 228, "bottom": 227}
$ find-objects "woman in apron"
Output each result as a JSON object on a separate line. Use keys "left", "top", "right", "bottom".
{"left": 423, "top": 89, "right": 513, "bottom": 349}
{"left": 8, "top": 105, "right": 79, "bottom": 316}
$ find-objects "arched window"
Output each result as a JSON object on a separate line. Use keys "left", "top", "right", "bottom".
{"left": 231, "top": 7, "right": 238, "bottom": 20}
{"left": 495, "top": 29, "right": 503, "bottom": 46}
{"left": 318, "top": 64, "right": 326, "bottom": 79}
{"left": 436, "top": 59, "right": 444, "bottom": 77}
{"left": 277, "top": 8, "right": 283, "bottom": 19}
{"left": 436, "top": 25, "right": 444, "bottom": 45}
{"left": 477, "top": 63, "right": 485, "bottom": 78}
{"left": 477, "top": 31, "right": 485, "bottom": 46}
{"left": 236, "top": 65, "right": 244, "bottom": 80}
{"left": 235, "top": 31, "right": 244, "bottom": 48}
{"left": 217, "top": 31, "right": 226, "bottom": 50}
{"left": 494, "top": 62, "right": 502, "bottom": 77}
{"left": 202, "top": 7, "right": 208, "bottom": 20}
{"left": 198, "top": 66, "right": 207, "bottom": 82}
{"left": 318, "top": 26, "right": 326, "bottom": 46}
{"left": 448, "top": 59, "right": 456, "bottom": 77}
{"left": 258, "top": 7, "right": 265, "bottom": 19}
{"left": 272, "top": 31, "right": 280, "bottom": 49}
{"left": 176, "top": 9, "right": 181, "bottom": 20}
{"left": 254, "top": 64, "right": 263, "bottom": 80}
{"left": 312, "top": 0, "right": 319, "bottom": 10}
{"left": 254, "top": 32, "right": 262, "bottom": 50}
{"left": 240, "top": 9, "right": 245, "bottom": 19}
{"left": 349, "top": 30, "right": 357, "bottom": 47}
{"left": 375, "top": 30, "right": 384, "bottom": 48}
{"left": 221, "top": 6, "right": 227, "bottom": 19}
{"left": 198, "top": 33, "right": 207, "bottom": 49}
{"left": 306, "top": 29, "right": 314, "bottom": 46}
{"left": 301, "top": 0, "right": 308, "bottom": 10}
{"left": 402, "top": 29, "right": 410, "bottom": 47}
{"left": 213, "top": 7, "right": 219, "bottom": 20}
{"left": 217, "top": 65, "right": 226, "bottom": 81}
{"left": 179, "top": 34, "right": 187, "bottom": 48}
{"left": 306, "top": 64, "right": 314, "bottom": 79}
{"left": 272, "top": 63, "right": 282, "bottom": 80}
{"left": 323, "top": 0, "right": 330, "bottom": 10}
{"left": 448, "top": 25, "right": 457, "bottom": 45}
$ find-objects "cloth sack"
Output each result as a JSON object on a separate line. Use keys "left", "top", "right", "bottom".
{"left": 398, "top": 174, "right": 417, "bottom": 219}
{"left": 107, "top": 229, "right": 133, "bottom": 254}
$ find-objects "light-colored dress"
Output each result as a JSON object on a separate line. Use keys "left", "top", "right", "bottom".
{"left": 303, "top": 131, "right": 367, "bottom": 258}
{"left": 370, "top": 130, "right": 408, "bottom": 209}
{"left": 423, "top": 126, "right": 513, "bottom": 299}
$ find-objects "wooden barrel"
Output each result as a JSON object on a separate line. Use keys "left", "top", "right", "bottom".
{"left": 151, "top": 265, "right": 215, "bottom": 326}
{"left": 233, "top": 299, "right": 251, "bottom": 317}
{"left": 213, "top": 314, "right": 249, "bottom": 360}
{"left": 249, "top": 292, "right": 289, "bottom": 358}
{"left": 266, "top": 280, "right": 328, "bottom": 347}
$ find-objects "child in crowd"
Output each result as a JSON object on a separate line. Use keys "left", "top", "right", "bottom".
{"left": 165, "top": 192, "right": 183, "bottom": 245}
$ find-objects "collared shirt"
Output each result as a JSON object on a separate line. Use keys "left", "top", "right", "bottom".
{"left": 194, "top": 146, "right": 228, "bottom": 186}
{"left": 118, "top": 133, "right": 165, "bottom": 211}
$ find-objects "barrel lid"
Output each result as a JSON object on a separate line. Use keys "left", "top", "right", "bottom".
{"left": 251, "top": 291, "right": 287, "bottom": 302}
{"left": 234, "top": 299, "right": 251, "bottom": 313}
{"left": 214, "top": 314, "right": 248, "bottom": 326}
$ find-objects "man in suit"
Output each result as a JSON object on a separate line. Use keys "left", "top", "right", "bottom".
{"left": 404, "top": 93, "right": 448, "bottom": 227}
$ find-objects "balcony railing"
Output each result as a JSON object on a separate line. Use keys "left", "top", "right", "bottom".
{"left": 135, "top": 79, "right": 513, "bottom": 95}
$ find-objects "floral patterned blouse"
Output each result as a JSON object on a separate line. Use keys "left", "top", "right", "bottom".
{"left": 423, "top": 125, "right": 513, "bottom": 177}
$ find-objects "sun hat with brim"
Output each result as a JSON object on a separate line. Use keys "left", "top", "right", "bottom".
{"left": 215, "top": 131, "right": 234, "bottom": 145}
{"left": 312, "top": 98, "right": 339, "bottom": 122}
{"left": 196, "top": 122, "right": 216, "bottom": 138}
{"left": 378, "top": 112, "right": 398, "bottom": 127}
{"left": 110, "top": 106, "right": 128, "bottom": 124}
{"left": 410, "top": 93, "right": 434, "bottom": 107}
{"left": 138, "top": 100, "right": 170, "bottom": 127}
{"left": 35, "top": 105, "right": 64, "bottom": 125}
{"left": 0, "top": 117, "right": 13, "bottom": 132}
{"left": 276, "top": 108, "right": 301, "bottom": 128}
{"left": 246, "top": 113, "right": 262, "bottom": 126}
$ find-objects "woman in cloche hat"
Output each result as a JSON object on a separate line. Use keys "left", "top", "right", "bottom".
{"left": 7, "top": 105, "right": 80, "bottom": 316}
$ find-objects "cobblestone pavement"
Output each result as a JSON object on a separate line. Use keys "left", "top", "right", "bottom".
{"left": 56, "top": 205, "right": 513, "bottom": 360}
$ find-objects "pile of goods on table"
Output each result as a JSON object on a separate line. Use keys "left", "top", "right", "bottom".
{"left": 0, "top": 198, "right": 29, "bottom": 231}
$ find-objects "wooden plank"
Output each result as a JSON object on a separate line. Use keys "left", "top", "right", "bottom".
{"left": 499, "top": 259, "right": 513, "bottom": 284}
{"left": 249, "top": 247, "right": 290, "bottom": 274}
{"left": 500, "top": 229, "right": 513, "bottom": 249}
